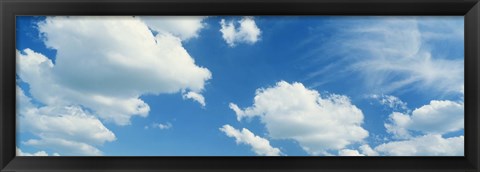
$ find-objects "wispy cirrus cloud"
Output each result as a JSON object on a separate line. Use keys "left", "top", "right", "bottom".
{"left": 302, "top": 17, "right": 464, "bottom": 95}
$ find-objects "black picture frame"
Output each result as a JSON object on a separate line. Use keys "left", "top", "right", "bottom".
{"left": 1, "top": 0, "right": 479, "bottom": 171}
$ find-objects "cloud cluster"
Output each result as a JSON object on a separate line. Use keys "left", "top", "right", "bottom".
{"left": 347, "top": 97, "right": 464, "bottom": 156}
{"left": 385, "top": 100, "right": 463, "bottom": 139}
{"left": 374, "top": 134, "right": 463, "bottom": 156}
{"left": 18, "top": 16, "right": 210, "bottom": 125}
{"left": 220, "top": 125, "right": 281, "bottom": 156}
{"left": 229, "top": 81, "right": 368, "bottom": 155}
{"left": 17, "top": 16, "right": 210, "bottom": 155}
{"left": 17, "top": 86, "right": 115, "bottom": 156}
{"left": 220, "top": 17, "right": 261, "bottom": 46}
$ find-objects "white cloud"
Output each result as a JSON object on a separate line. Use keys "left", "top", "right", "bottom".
{"left": 343, "top": 134, "right": 463, "bottom": 156}
{"left": 374, "top": 134, "right": 464, "bottom": 156}
{"left": 229, "top": 81, "right": 368, "bottom": 155}
{"left": 18, "top": 16, "right": 211, "bottom": 125}
{"left": 24, "top": 138, "right": 103, "bottom": 156}
{"left": 220, "top": 125, "right": 281, "bottom": 156}
{"left": 338, "top": 149, "right": 364, "bottom": 156}
{"left": 147, "top": 122, "right": 172, "bottom": 130}
{"left": 370, "top": 94, "right": 408, "bottom": 112}
{"left": 305, "top": 17, "right": 463, "bottom": 95}
{"left": 140, "top": 16, "right": 206, "bottom": 40}
{"left": 359, "top": 144, "right": 379, "bottom": 156}
{"left": 347, "top": 18, "right": 464, "bottom": 94}
{"left": 183, "top": 91, "right": 206, "bottom": 107}
{"left": 385, "top": 100, "right": 464, "bottom": 138}
{"left": 16, "top": 147, "right": 51, "bottom": 156}
{"left": 17, "top": 86, "right": 115, "bottom": 156}
{"left": 220, "top": 17, "right": 261, "bottom": 46}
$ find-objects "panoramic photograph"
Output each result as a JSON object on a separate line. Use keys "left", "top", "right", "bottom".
{"left": 15, "top": 16, "right": 464, "bottom": 156}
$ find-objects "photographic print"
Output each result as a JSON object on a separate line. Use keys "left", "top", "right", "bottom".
{"left": 15, "top": 16, "right": 464, "bottom": 156}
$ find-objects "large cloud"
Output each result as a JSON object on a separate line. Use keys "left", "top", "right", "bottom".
{"left": 220, "top": 125, "right": 281, "bottom": 156}
{"left": 385, "top": 100, "right": 463, "bottom": 138}
{"left": 17, "top": 86, "right": 115, "bottom": 156}
{"left": 229, "top": 81, "right": 368, "bottom": 155}
{"left": 220, "top": 17, "right": 261, "bottom": 46}
{"left": 18, "top": 16, "right": 211, "bottom": 125}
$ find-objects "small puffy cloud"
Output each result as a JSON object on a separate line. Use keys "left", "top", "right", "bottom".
{"left": 140, "top": 16, "right": 206, "bottom": 40}
{"left": 220, "top": 124, "right": 281, "bottom": 156}
{"left": 183, "top": 91, "right": 206, "bottom": 107}
{"left": 370, "top": 94, "right": 408, "bottom": 112}
{"left": 146, "top": 122, "right": 172, "bottom": 130}
{"left": 18, "top": 16, "right": 211, "bottom": 125}
{"left": 16, "top": 147, "right": 51, "bottom": 156}
{"left": 338, "top": 149, "right": 364, "bottom": 156}
{"left": 385, "top": 100, "right": 464, "bottom": 138}
{"left": 220, "top": 17, "right": 261, "bottom": 46}
{"left": 229, "top": 81, "right": 368, "bottom": 155}
{"left": 17, "top": 86, "right": 115, "bottom": 156}
{"left": 374, "top": 134, "right": 464, "bottom": 156}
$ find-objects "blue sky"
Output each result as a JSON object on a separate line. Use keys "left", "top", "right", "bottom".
{"left": 16, "top": 16, "right": 464, "bottom": 156}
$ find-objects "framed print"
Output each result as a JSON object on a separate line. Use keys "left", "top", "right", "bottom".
{"left": 1, "top": 0, "right": 480, "bottom": 171}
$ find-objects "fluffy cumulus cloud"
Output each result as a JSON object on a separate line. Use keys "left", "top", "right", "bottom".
{"left": 220, "top": 125, "right": 281, "bottom": 156}
{"left": 16, "top": 147, "right": 59, "bottom": 156}
{"left": 359, "top": 144, "right": 379, "bottom": 156}
{"left": 220, "top": 17, "right": 261, "bottom": 46}
{"left": 229, "top": 81, "right": 368, "bottom": 155}
{"left": 385, "top": 100, "right": 464, "bottom": 139}
{"left": 141, "top": 16, "right": 206, "bottom": 40}
{"left": 343, "top": 97, "right": 464, "bottom": 156}
{"left": 374, "top": 134, "right": 464, "bottom": 156}
{"left": 17, "top": 86, "right": 115, "bottom": 156}
{"left": 17, "top": 16, "right": 210, "bottom": 155}
{"left": 182, "top": 91, "right": 206, "bottom": 107}
{"left": 18, "top": 16, "right": 211, "bottom": 125}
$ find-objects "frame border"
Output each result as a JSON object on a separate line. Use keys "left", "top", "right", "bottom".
{"left": 1, "top": 0, "right": 479, "bottom": 171}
